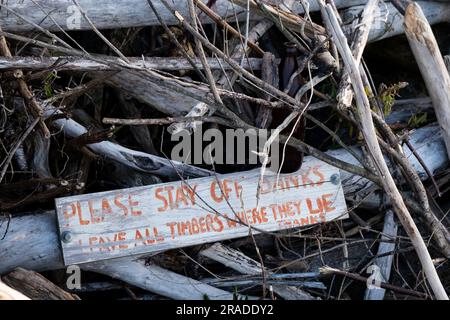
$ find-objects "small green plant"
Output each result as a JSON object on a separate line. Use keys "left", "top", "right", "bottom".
{"left": 408, "top": 112, "right": 428, "bottom": 128}
{"left": 378, "top": 82, "right": 408, "bottom": 116}
{"left": 43, "top": 71, "right": 59, "bottom": 98}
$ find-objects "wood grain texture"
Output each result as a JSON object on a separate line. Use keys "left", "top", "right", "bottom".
{"left": 0, "top": 56, "right": 263, "bottom": 72}
{"left": 0, "top": 212, "right": 238, "bottom": 300}
{"left": 0, "top": 0, "right": 371, "bottom": 32}
{"left": 82, "top": 259, "right": 239, "bottom": 300}
{"left": 364, "top": 210, "right": 398, "bottom": 300}
{"left": 0, "top": 1, "right": 444, "bottom": 42}
{"left": 200, "top": 243, "right": 318, "bottom": 300}
{"left": 55, "top": 157, "right": 347, "bottom": 265}
{"left": 404, "top": 2, "right": 450, "bottom": 161}
{"left": 2, "top": 268, "right": 79, "bottom": 300}
{"left": 0, "top": 281, "right": 30, "bottom": 300}
{"left": 343, "top": 1, "right": 450, "bottom": 42}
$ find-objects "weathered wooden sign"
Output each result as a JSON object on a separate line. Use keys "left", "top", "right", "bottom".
{"left": 55, "top": 158, "right": 348, "bottom": 265}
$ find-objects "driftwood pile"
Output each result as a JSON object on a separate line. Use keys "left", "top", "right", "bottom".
{"left": 0, "top": 0, "right": 449, "bottom": 300}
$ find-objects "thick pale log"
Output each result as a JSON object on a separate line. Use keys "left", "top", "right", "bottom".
{"left": 0, "top": 0, "right": 248, "bottom": 32}
{"left": 0, "top": 56, "right": 261, "bottom": 116}
{"left": 0, "top": 1, "right": 444, "bottom": 41}
{"left": 404, "top": 3, "right": 450, "bottom": 161}
{"left": 82, "top": 259, "right": 238, "bottom": 300}
{"left": 0, "top": 1, "right": 373, "bottom": 32}
{"left": 101, "top": 71, "right": 200, "bottom": 115}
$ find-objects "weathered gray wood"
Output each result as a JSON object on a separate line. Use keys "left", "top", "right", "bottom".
{"left": 0, "top": 56, "right": 263, "bottom": 72}
{"left": 364, "top": 210, "right": 398, "bottom": 300}
{"left": 343, "top": 1, "right": 450, "bottom": 42}
{"left": 82, "top": 259, "right": 238, "bottom": 300}
{"left": 404, "top": 2, "right": 450, "bottom": 161}
{"left": 0, "top": 0, "right": 378, "bottom": 33}
{"left": 200, "top": 243, "right": 318, "bottom": 300}
{"left": 201, "top": 243, "right": 262, "bottom": 275}
{"left": 0, "top": 0, "right": 247, "bottom": 32}
{"left": 0, "top": 211, "right": 237, "bottom": 300}
{"left": 99, "top": 70, "right": 199, "bottom": 115}
{"left": 331, "top": 110, "right": 447, "bottom": 206}
{"left": 0, "top": 1, "right": 444, "bottom": 46}
{"left": 203, "top": 278, "right": 325, "bottom": 289}
{"left": 55, "top": 157, "right": 347, "bottom": 265}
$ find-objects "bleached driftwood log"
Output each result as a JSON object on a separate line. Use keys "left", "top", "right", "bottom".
{"left": 342, "top": 1, "right": 450, "bottom": 42}
{"left": 200, "top": 243, "right": 318, "bottom": 300}
{"left": 0, "top": 0, "right": 375, "bottom": 32}
{"left": 83, "top": 259, "right": 239, "bottom": 300}
{"left": 0, "top": 57, "right": 263, "bottom": 72}
{"left": 100, "top": 71, "right": 202, "bottom": 115}
{"left": 43, "top": 106, "right": 212, "bottom": 178}
{"left": 404, "top": 2, "right": 450, "bottom": 161}
{"left": 0, "top": 1, "right": 445, "bottom": 40}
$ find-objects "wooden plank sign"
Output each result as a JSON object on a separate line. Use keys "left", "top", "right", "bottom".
{"left": 55, "top": 158, "right": 348, "bottom": 265}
